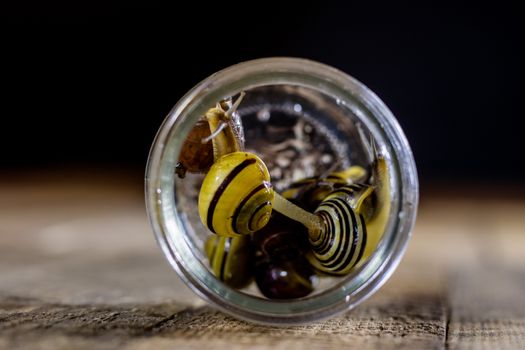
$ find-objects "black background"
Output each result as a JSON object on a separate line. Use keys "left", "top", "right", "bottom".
{"left": 2, "top": 2, "right": 524, "bottom": 184}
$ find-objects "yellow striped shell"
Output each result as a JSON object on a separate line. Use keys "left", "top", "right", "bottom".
{"left": 205, "top": 235, "right": 253, "bottom": 288}
{"left": 198, "top": 152, "right": 274, "bottom": 236}
{"left": 307, "top": 185, "right": 372, "bottom": 275}
{"left": 306, "top": 147, "right": 391, "bottom": 276}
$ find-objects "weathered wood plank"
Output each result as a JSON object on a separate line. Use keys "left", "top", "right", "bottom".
{"left": 447, "top": 267, "right": 525, "bottom": 350}
{"left": 422, "top": 193, "right": 525, "bottom": 349}
{"left": 0, "top": 293, "right": 446, "bottom": 350}
{"left": 1, "top": 174, "right": 525, "bottom": 349}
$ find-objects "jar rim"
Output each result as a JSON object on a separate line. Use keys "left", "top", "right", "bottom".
{"left": 145, "top": 57, "right": 419, "bottom": 325}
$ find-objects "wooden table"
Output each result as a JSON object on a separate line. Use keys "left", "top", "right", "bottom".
{"left": 1, "top": 171, "right": 524, "bottom": 349}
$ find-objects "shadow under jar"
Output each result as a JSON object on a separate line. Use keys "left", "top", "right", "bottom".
{"left": 145, "top": 58, "right": 418, "bottom": 325}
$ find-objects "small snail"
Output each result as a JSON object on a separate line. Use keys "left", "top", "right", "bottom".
{"left": 205, "top": 234, "right": 253, "bottom": 289}
{"left": 282, "top": 165, "right": 368, "bottom": 211}
{"left": 176, "top": 93, "right": 245, "bottom": 178}
{"left": 253, "top": 212, "right": 317, "bottom": 299}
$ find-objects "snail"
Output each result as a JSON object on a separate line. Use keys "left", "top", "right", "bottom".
{"left": 307, "top": 140, "right": 391, "bottom": 275}
{"left": 176, "top": 93, "right": 245, "bottom": 178}
{"left": 305, "top": 184, "right": 372, "bottom": 274}
{"left": 205, "top": 234, "right": 253, "bottom": 289}
{"left": 253, "top": 212, "right": 317, "bottom": 299}
{"left": 198, "top": 152, "right": 274, "bottom": 236}
{"left": 282, "top": 165, "right": 368, "bottom": 211}
{"left": 198, "top": 143, "right": 390, "bottom": 275}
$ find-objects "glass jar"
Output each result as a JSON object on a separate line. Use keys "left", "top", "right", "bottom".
{"left": 145, "top": 57, "right": 418, "bottom": 325}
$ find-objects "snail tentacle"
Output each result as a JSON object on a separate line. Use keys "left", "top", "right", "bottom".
{"left": 225, "top": 91, "right": 245, "bottom": 118}
{"left": 204, "top": 92, "right": 246, "bottom": 159}
{"left": 201, "top": 121, "right": 228, "bottom": 144}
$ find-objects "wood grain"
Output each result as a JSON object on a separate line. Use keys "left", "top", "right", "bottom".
{"left": 0, "top": 172, "right": 524, "bottom": 349}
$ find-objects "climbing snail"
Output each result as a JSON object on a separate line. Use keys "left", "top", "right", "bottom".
{"left": 176, "top": 94, "right": 245, "bottom": 178}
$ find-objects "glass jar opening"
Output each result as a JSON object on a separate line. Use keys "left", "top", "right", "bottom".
{"left": 146, "top": 58, "right": 418, "bottom": 325}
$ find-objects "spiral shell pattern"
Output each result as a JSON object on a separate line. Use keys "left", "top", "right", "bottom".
{"left": 308, "top": 185, "right": 368, "bottom": 275}
{"left": 198, "top": 152, "right": 274, "bottom": 236}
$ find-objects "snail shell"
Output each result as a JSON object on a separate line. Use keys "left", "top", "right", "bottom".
{"left": 198, "top": 152, "right": 274, "bottom": 236}
{"left": 205, "top": 234, "right": 253, "bottom": 289}
{"left": 176, "top": 96, "right": 245, "bottom": 178}
{"left": 176, "top": 118, "right": 215, "bottom": 177}
{"left": 253, "top": 212, "right": 317, "bottom": 299}
{"left": 307, "top": 184, "right": 374, "bottom": 276}
{"left": 305, "top": 146, "right": 389, "bottom": 276}
{"left": 282, "top": 165, "right": 367, "bottom": 211}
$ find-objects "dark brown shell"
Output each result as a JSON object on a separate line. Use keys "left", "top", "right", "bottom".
{"left": 177, "top": 109, "right": 245, "bottom": 178}
{"left": 177, "top": 118, "right": 214, "bottom": 177}
{"left": 252, "top": 212, "right": 317, "bottom": 299}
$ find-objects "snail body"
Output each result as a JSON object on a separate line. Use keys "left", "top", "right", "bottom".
{"left": 360, "top": 146, "right": 391, "bottom": 259}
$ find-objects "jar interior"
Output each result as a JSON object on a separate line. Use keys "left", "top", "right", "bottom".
{"left": 174, "top": 84, "right": 391, "bottom": 299}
